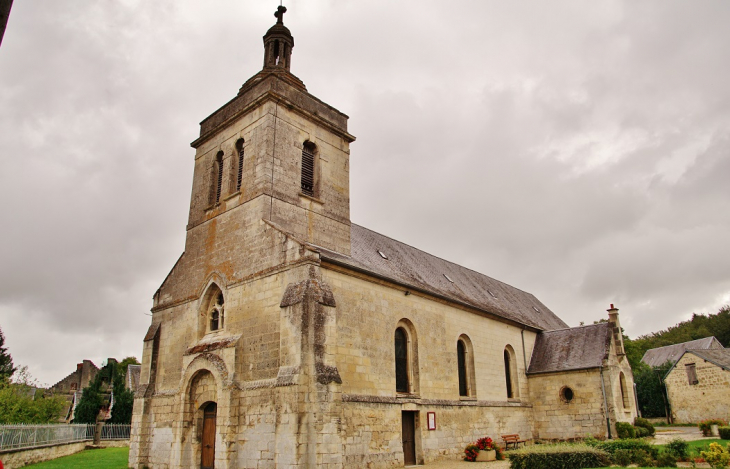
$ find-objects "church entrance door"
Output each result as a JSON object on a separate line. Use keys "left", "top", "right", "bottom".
{"left": 401, "top": 411, "right": 416, "bottom": 466}
{"left": 201, "top": 402, "right": 217, "bottom": 469}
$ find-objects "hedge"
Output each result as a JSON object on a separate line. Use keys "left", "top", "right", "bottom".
{"left": 615, "top": 421, "right": 635, "bottom": 439}
{"left": 592, "top": 438, "right": 659, "bottom": 460}
{"left": 719, "top": 426, "right": 730, "bottom": 440}
{"left": 508, "top": 444, "right": 610, "bottom": 469}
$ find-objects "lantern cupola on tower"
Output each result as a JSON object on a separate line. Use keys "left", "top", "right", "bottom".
{"left": 263, "top": 6, "right": 293, "bottom": 71}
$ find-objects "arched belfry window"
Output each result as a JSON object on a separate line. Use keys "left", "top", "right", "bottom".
{"left": 235, "top": 139, "right": 244, "bottom": 192}
{"left": 457, "top": 335, "right": 476, "bottom": 397}
{"left": 301, "top": 141, "right": 316, "bottom": 197}
{"left": 395, "top": 328, "right": 409, "bottom": 393}
{"left": 203, "top": 287, "right": 224, "bottom": 333}
{"left": 504, "top": 345, "right": 519, "bottom": 399}
{"left": 214, "top": 151, "right": 224, "bottom": 204}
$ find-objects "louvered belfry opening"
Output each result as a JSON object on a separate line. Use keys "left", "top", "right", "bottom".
{"left": 215, "top": 151, "right": 224, "bottom": 203}
{"left": 236, "top": 139, "right": 244, "bottom": 191}
{"left": 301, "top": 141, "right": 316, "bottom": 196}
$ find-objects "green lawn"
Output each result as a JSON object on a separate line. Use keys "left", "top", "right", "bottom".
{"left": 24, "top": 447, "right": 129, "bottom": 469}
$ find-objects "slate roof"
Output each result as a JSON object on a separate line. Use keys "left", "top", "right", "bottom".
{"left": 683, "top": 349, "right": 730, "bottom": 371}
{"left": 527, "top": 323, "right": 612, "bottom": 374}
{"left": 641, "top": 337, "right": 723, "bottom": 367}
{"left": 318, "top": 224, "right": 568, "bottom": 331}
{"left": 127, "top": 364, "right": 141, "bottom": 392}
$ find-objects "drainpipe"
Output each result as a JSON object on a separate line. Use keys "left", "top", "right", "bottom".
{"left": 521, "top": 329, "right": 528, "bottom": 371}
{"left": 600, "top": 366, "right": 612, "bottom": 439}
{"left": 633, "top": 382, "right": 641, "bottom": 418}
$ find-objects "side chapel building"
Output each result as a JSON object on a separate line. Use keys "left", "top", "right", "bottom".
{"left": 129, "top": 7, "right": 636, "bottom": 468}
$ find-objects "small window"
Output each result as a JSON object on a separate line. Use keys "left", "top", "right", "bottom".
{"left": 235, "top": 139, "right": 244, "bottom": 191}
{"left": 560, "top": 386, "right": 574, "bottom": 403}
{"left": 301, "top": 141, "right": 316, "bottom": 196}
{"left": 619, "top": 372, "right": 630, "bottom": 408}
{"left": 685, "top": 363, "right": 699, "bottom": 385}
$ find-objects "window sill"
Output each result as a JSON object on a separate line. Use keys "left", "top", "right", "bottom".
{"left": 204, "top": 202, "right": 221, "bottom": 212}
{"left": 223, "top": 190, "right": 241, "bottom": 201}
{"left": 396, "top": 393, "right": 420, "bottom": 399}
{"left": 299, "top": 192, "right": 324, "bottom": 204}
{"left": 507, "top": 398, "right": 522, "bottom": 403}
{"left": 459, "top": 396, "right": 477, "bottom": 401}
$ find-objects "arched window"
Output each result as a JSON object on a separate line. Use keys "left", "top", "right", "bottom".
{"left": 203, "top": 289, "right": 224, "bottom": 333}
{"left": 235, "top": 139, "right": 244, "bottom": 192}
{"left": 301, "top": 141, "right": 316, "bottom": 197}
{"left": 457, "top": 335, "right": 476, "bottom": 397}
{"left": 619, "top": 372, "right": 629, "bottom": 409}
{"left": 504, "top": 345, "right": 519, "bottom": 399}
{"left": 395, "top": 327, "right": 409, "bottom": 393}
{"left": 214, "top": 151, "right": 224, "bottom": 203}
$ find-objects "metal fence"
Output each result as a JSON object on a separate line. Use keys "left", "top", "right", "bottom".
{"left": 0, "top": 423, "right": 131, "bottom": 451}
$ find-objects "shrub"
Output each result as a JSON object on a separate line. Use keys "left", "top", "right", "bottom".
{"left": 595, "top": 438, "right": 659, "bottom": 459}
{"left": 665, "top": 438, "right": 690, "bottom": 460}
{"left": 615, "top": 421, "right": 636, "bottom": 439}
{"left": 632, "top": 449, "right": 654, "bottom": 467}
{"left": 635, "top": 426, "right": 650, "bottom": 438}
{"left": 699, "top": 419, "right": 727, "bottom": 437}
{"left": 463, "top": 444, "right": 479, "bottom": 462}
{"left": 655, "top": 452, "right": 678, "bottom": 467}
{"left": 612, "top": 449, "right": 632, "bottom": 467}
{"left": 508, "top": 444, "right": 610, "bottom": 469}
{"left": 700, "top": 442, "right": 730, "bottom": 468}
{"left": 718, "top": 426, "right": 730, "bottom": 440}
{"left": 634, "top": 417, "right": 656, "bottom": 436}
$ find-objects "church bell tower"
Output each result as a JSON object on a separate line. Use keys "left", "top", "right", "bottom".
{"left": 187, "top": 5, "right": 355, "bottom": 256}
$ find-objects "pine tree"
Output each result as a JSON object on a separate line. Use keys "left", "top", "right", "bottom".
{"left": 0, "top": 327, "right": 16, "bottom": 383}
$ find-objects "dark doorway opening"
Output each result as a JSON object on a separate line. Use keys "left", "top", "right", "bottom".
{"left": 401, "top": 411, "right": 417, "bottom": 466}
{"left": 201, "top": 402, "right": 217, "bottom": 469}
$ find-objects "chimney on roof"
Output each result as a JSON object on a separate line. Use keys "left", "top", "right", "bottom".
{"left": 607, "top": 304, "right": 625, "bottom": 357}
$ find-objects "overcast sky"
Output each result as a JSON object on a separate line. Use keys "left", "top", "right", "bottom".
{"left": 1, "top": 1, "right": 729, "bottom": 386}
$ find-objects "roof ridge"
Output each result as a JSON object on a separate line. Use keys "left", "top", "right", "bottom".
{"left": 351, "top": 223, "right": 538, "bottom": 297}
{"left": 646, "top": 336, "right": 717, "bottom": 352}
{"left": 542, "top": 322, "right": 608, "bottom": 333}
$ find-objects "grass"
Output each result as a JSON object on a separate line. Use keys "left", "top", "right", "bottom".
{"left": 23, "top": 446, "right": 129, "bottom": 469}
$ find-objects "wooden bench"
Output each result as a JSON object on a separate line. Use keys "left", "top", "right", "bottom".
{"left": 501, "top": 434, "right": 526, "bottom": 450}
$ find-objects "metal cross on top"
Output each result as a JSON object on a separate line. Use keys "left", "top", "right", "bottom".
{"left": 274, "top": 5, "right": 287, "bottom": 25}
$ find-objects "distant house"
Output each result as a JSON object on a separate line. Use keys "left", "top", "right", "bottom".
{"left": 48, "top": 360, "right": 100, "bottom": 422}
{"left": 641, "top": 336, "right": 724, "bottom": 368}
{"left": 663, "top": 348, "right": 730, "bottom": 423}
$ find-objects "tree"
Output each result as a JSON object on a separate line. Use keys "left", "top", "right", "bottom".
{"left": 633, "top": 360, "right": 673, "bottom": 418}
{"left": 74, "top": 359, "right": 134, "bottom": 424}
{"left": 0, "top": 327, "right": 16, "bottom": 383}
{"left": 0, "top": 366, "right": 66, "bottom": 424}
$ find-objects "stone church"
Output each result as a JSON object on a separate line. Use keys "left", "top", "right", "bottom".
{"left": 129, "top": 7, "right": 636, "bottom": 468}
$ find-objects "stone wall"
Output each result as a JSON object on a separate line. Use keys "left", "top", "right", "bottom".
{"left": 0, "top": 439, "right": 127, "bottom": 469}
{"left": 665, "top": 352, "right": 730, "bottom": 423}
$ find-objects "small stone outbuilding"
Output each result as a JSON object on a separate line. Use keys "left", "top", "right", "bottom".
{"left": 664, "top": 348, "right": 730, "bottom": 423}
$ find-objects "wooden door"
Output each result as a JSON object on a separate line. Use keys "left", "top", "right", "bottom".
{"left": 401, "top": 411, "right": 416, "bottom": 466}
{"left": 201, "top": 402, "right": 217, "bottom": 469}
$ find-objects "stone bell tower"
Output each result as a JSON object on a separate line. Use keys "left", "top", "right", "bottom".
{"left": 187, "top": 5, "right": 355, "bottom": 257}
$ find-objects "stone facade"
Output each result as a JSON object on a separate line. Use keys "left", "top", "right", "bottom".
{"left": 129, "top": 8, "right": 637, "bottom": 468}
{"left": 665, "top": 350, "right": 730, "bottom": 423}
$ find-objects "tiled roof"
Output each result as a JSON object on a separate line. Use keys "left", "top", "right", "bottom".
{"left": 641, "top": 337, "right": 723, "bottom": 367}
{"left": 685, "top": 348, "right": 730, "bottom": 371}
{"left": 527, "top": 323, "right": 612, "bottom": 374}
{"left": 318, "top": 224, "right": 568, "bottom": 331}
